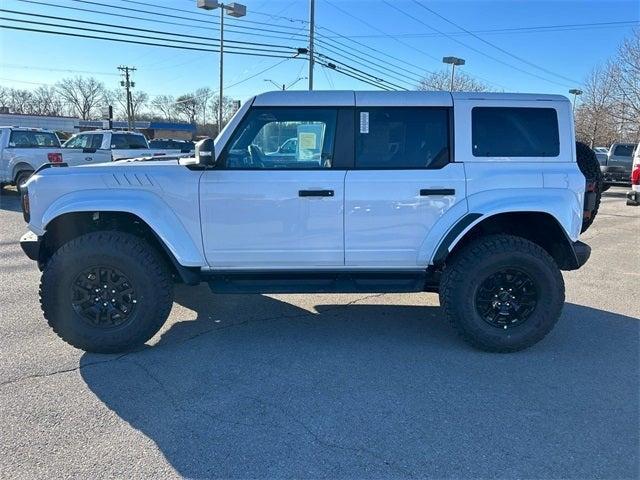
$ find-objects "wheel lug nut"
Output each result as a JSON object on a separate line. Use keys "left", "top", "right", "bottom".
{"left": 111, "top": 298, "right": 115, "bottom": 302}
{"left": 132, "top": 299, "right": 137, "bottom": 304}
{"left": 111, "top": 290, "right": 116, "bottom": 294}
{"left": 103, "top": 302, "right": 107, "bottom": 306}
{"left": 94, "top": 298, "right": 99, "bottom": 302}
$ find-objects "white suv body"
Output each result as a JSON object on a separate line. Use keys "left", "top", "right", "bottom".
{"left": 19, "top": 91, "right": 591, "bottom": 354}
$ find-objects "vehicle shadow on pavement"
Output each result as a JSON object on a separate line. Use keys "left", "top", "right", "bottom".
{"left": 0, "top": 188, "right": 22, "bottom": 213}
{"left": 80, "top": 286, "right": 639, "bottom": 479}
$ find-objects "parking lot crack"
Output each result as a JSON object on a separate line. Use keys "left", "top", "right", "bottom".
{"left": 0, "top": 352, "right": 131, "bottom": 390}
{"left": 242, "top": 393, "right": 415, "bottom": 478}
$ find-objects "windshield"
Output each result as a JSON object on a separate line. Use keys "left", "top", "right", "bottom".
{"left": 9, "top": 130, "right": 60, "bottom": 148}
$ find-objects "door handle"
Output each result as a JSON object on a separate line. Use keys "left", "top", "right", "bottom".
{"left": 299, "top": 189, "right": 334, "bottom": 197}
{"left": 420, "top": 188, "right": 455, "bottom": 196}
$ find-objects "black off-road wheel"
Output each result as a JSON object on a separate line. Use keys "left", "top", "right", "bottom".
{"left": 575, "top": 141, "right": 603, "bottom": 232}
{"left": 440, "top": 234, "right": 565, "bottom": 353}
{"left": 40, "top": 231, "right": 174, "bottom": 353}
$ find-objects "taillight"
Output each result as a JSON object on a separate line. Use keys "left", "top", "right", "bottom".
{"left": 631, "top": 165, "right": 640, "bottom": 186}
{"left": 48, "top": 152, "right": 63, "bottom": 163}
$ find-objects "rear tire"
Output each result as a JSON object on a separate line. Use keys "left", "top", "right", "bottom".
{"left": 40, "top": 231, "right": 174, "bottom": 353}
{"left": 440, "top": 234, "right": 565, "bottom": 353}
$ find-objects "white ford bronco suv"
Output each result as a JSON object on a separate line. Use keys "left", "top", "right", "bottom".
{"left": 19, "top": 91, "right": 600, "bottom": 354}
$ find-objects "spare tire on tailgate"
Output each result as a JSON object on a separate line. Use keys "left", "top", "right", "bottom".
{"left": 575, "top": 141, "right": 603, "bottom": 233}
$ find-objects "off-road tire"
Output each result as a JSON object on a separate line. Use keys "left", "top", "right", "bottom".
{"left": 440, "top": 234, "right": 565, "bottom": 353}
{"left": 40, "top": 231, "right": 174, "bottom": 353}
{"left": 14, "top": 170, "right": 33, "bottom": 194}
{"left": 575, "top": 141, "right": 602, "bottom": 232}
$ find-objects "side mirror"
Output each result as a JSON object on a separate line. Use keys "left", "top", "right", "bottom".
{"left": 195, "top": 138, "right": 215, "bottom": 166}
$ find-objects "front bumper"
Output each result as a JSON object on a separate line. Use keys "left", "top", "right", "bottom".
{"left": 20, "top": 231, "right": 42, "bottom": 261}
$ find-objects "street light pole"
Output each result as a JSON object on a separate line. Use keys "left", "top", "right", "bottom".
{"left": 197, "top": 0, "right": 246, "bottom": 133}
{"left": 569, "top": 88, "right": 583, "bottom": 115}
{"left": 219, "top": 5, "right": 224, "bottom": 132}
{"left": 442, "top": 56, "right": 465, "bottom": 92}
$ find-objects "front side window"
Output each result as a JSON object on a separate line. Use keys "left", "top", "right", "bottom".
{"left": 472, "top": 107, "right": 559, "bottom": 157}
{"left": 9, "top": 131, "right": 60, "bottom": 148}
{"left": 355, "top": 107, "right": 449, "bottom": 169}
{"left": 224, "top": 108, "right": 337, "bottom": 169}
{"left": 89, "top": 134, "right": 103, "bottom": 149}
{"left": 111, "top": 134, "right": 149, "bottom": 149}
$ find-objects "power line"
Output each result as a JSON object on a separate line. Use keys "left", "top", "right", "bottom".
{"left": 410, "top": 0, "right": 582, "bottom": 85}
{"left": 320, "top": 20, "right": 640, "bottom": 39}
{"left": 314, "top": 37, "right": 423, "bottom": 85}
{"left": 15, "top": 0, "right": 308, "bottom": 42}
{"left": 1, "top": 8, "right": 298, "bottom": 51}
{"left": 0, "top": 24, "right": 299, "bottom": 59}
{"left": 314, "top": 59, "right": 392, "bottom": 90}
{"left": 379, "top": 0, "right": 574, "bottom": 89}
{"left": 1, "top": 10, "right": 298, "bottom": 54}
{"left": 0, "top": 63, "right": 119, "bottom": 76}
{"left": 315, "top": 52, "right": 409, "bottom": 90}
{"left": 120, "top": 0, "right": 305, "bottom": 33}
{"left": 66, "top": 0, "right": 308, "bottom": 38}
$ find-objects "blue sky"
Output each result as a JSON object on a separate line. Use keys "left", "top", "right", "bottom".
{"left": 0, "top": 0, "right": 638, "bottom": 103}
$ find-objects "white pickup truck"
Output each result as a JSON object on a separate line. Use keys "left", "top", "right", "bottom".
{"left": 63, "top": 130, "right": 182, "bottom": 161}
{"left": 0, "top": 126, "right": 111, "bottom": 191}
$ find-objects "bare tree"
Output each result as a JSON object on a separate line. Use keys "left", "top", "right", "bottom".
{"left": 611, "top": 28, "right": 640, "bottom": 142}
{"left": 418, "top": 70, "right": 488, "bottom": 92}
{"left": 55, "top": 76, "right": 106, "bottom": 120}
{"left": 174, "top": 94, "right": 198, "bottom": 124}
{"left": 106, "top": 88, "right": 149, "bottom": 120}
{"left": 31, "top": 86, "right": 64, "bottom": 116}
{"left": 150, "top": 95, "right": 176, "bottom": 121}
{"left": 575, "top": 64, "right": 618, "bottom": 147}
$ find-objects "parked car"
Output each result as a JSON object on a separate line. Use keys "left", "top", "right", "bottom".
{"left": 626, "top": 146, "right": 640, "bottom": 206}
{"left": 63, "top": 130, "right": 182, "bottom": 161}
{"left": 0, "top": 126, "right": 110, "bottom": 192}
{"left": 600, "top": 142, "right": 636, "bottom": 189}
{"left": 149, "top": 138, "right": 195, "bottom": 154}
{"left": 20, "top": 90, "right": 595, "bottom": 354}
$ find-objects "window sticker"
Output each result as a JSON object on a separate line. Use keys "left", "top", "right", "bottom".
{"left": 360, "top": 111, "right": 369, "bottom": 134}
{"left": 298, "top": 132, "right": 317, "bottom": 150}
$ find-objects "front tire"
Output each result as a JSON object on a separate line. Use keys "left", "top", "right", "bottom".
{"left": 40, "top": 231, "right": 174, "bottom": 353}
{"left": 440, "top": 234, "right": 565, "bottom": 353}
{"left": 15, "top": 170, "right": 33, "bottom": 194}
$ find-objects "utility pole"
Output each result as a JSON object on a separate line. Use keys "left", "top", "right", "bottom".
{"left": 197, "top": 0, "right": 246, "bottom": 134}
{"left": 308, "top": 0, "right": 315, "bottom": 90}
{"left": 118, "top": 65, "right": 136, "bottom": 131}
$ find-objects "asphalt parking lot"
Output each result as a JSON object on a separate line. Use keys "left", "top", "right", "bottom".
{"left": 0, "top": 186, "right": 638, "bottom": 479}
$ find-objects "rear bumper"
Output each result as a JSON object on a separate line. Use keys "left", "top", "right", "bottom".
{"left": 601, "top": 165, "right": 631, "bottom": 185}
{"left": 20, "top": 231, "right": 42, "bottom": 261}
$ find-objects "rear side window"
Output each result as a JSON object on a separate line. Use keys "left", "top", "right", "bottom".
{"left": 355, "top": 107, "right": 449, "bottom": 169}
{"left": 111, "top": 134, "right": 148, "bottom": 149}
{"left": 613, "top": 144, "right": 635, "bottom": 157}
{"left": 472, "top": 107, "right": 559, "bottom": 157}
{"left": 9, "top": 131, "right": 60, "bottom": 148}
